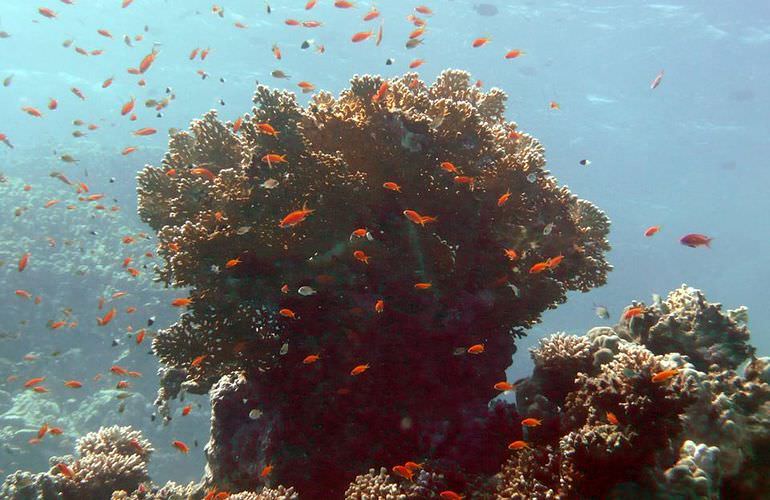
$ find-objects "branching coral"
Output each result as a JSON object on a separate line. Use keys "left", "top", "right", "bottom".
{"left": 136, "top": 70, "right": 611, "bottom": 497}
{"left": 0, "top": 425, "right": 153, "bottom": 499}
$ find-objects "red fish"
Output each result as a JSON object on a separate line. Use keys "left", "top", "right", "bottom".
{"left": 363, "top": 7, "right": 380, "bottom": 21}
{"left": 172, "top": 440, "right": 189, "bottom": 453}
{"left": 472, "top": 37, "right": 492, "bottom": 48}
{"left": 56, "top": 463, "right": 75, "bottom": 479}
{"left": 139, "top": 49, "right": 159, "bottom": 73}
{"left": 260, "top": 464, "right": 273, "bottom": 477}
{"left": 48, "top": 98, "right": 58, "bottom": 110}
{"left": 171, "top": 298, "right": 192, "bottom": 307}
{"left": 182, "top": 404, "right": 192, "bottom": 416}
{"left": 64, "top": 380, "right": 83, "bottom": 388}
{"left": 15, "top": 290, "right": 32, "bottom": 299}
{"left": 279, "top": 204, "right": 314, "bottom": 228}
{"left": 24, "top": 377, "right": 46, "bottom": 388}
{"left": 110, "top": 365, "right": 128, "bottom": 375}
{"left": 351, "top": 30, "right": 373, "bottom": 43}
{"left": 97, "top": 308, "right": 116, "bottom": 326}
{"left": 508, "top": 440, "right": 528, "bottom": 450}
{"left": 521, "top": 417, "right": 542, "bottom": 427}
{"left": 38, "top": 7, "right": 58, "bottom": 19}
{"left": 651, "top": 368, "right": 680, "bottom": 383}
{"left": 121, "top": 97, "right": 135, "bottom": 116}
{"left": 22, "top": 106, "right": 43, "bottom": 117}
{"left": 680, "top": 233, "right": 712, "bottom": 248}
{"left": 505, "top": 49, "right": 525, "bottom": 59}
{"left": 392, "top": 465, "right": 414, "bottom": 481}
{"left": 351, "top": 364, "right": 370, "bottom": 376}
{"left": 467, "top": 344, "right": 485, "bottom": 354}
{"left": 644, "top": 225, "right": 660, "bottom": 237}
{"left": 133, "top": 127, "right": 157, "bottom": 136}
{"left": 136, "top": 329, "right": 145, "bottom": 344}
{"left": 18, "top": 253, "right": 29, "bottom": 272}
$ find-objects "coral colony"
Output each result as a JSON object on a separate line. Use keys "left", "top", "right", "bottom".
{"left": 3, "top": 73, "right": 768, "bottom": 499}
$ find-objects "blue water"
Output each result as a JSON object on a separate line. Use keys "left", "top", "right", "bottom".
{"left": 1, "top": 0, "right": 768, "bottom": 489}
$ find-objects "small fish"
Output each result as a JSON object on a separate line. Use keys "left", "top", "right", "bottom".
{"left": 279, "top": 308, "right": 297, "bottom": 319}
{"left": 594, "top": 304, "right": 610, "bottom": 319}
{"left": 606, "top": 411, "right": 619, "bottom": 425}
{"left": 439, "top": 491, "right": 463, "bottom": 500}
{"left": 392, "top": 465, "right": 414, "bottom": 481}
{"left": 56, "top": 463, "right": 75, "bottom": 479}
{"left": 64, "top": 380, "right": 83, "bottom": 388}
{"left": 3, "top": 75, "right": 13, "bottom": 87}
{"left": 644, "top": 225, "right": 661, "bottom": 237}
{"left": 382, "top": 181, "right": 402, "bottom": 192}
{"left": 260, "top": 464, "right": 273, "bottom": 477}
{"left": 279, "top": 203, "right": 314, "bottom": 228}
{"left": 521, "top": 417, "right": 541, "bottom": 427}
{"left": 508, "top": 440, "right": 529, "bottom": 450}
{"left": 579, "top": 159, "right": 591, "bottom": 166}
{"left": 505, "top": 49, "right": 525, "bottom": 59}
{"left": 623, "top": 306, "right": 644, "bottom": 320}
{"left": 171, "top": 298, "right": 192, "bottom": 307}
{"left": 271, "top": 70, "right": 290, "bottom": 79}
{"left": 350, "top": 364, "right": 370, "bottom": 376}
{"left": 493, "top": 381, "right": 515, "bottom": 391}
{"left": 680, "top": 233, "right": 712, "bottom": 248}
{"left": 651, "top": 368, "right": 680, "bottom": 383}
{"left": 472, "top": 37, "right": 492, "bottom": 48}
{"left": 60, "top": 154, "right": 78, "bottom": 163}
{"left": 351, "top": 31, "right": 374, "bottom": 43}
{"left": 298, "top": 286, "right": 316, "bottom": 296}
{"left": 172, "top": 440, "right": 189, "bottom": 453}
{"left": 375, "top": 299, "right": 384, "bottom": 313}
{"left": 182, "top": 405, "right": 192, "bottom": 416}
{"left": 465, "top": 343, "right": 486, "bottom": 355}
{"left": 650, "top": 70, "right": 664, "bottom": 90}
{"left": 303, "top": 354, "right": 320, "bottom": 364}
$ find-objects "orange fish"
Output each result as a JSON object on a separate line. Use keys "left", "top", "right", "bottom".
{"left": 467, "top": 344, "right": 485, "bottom": 355}
{"left": 494, "top": 381, "right": 515, "bottom": 391}
{"left": 233, "top": 117, "right": 243, "bottom": 133}
{"left": 172, "top": 298, "right": 193, "bottom": 307}
{"left": 521, "top": 417, "right": 542, "bottom": 427}
{"left": 22, "top": 106, "right": 43, "bottom": 117}
{"left": 18, "top": 252, "right": 29, "bottom": 272}
{"left": 392, "top": 465, "right": 414, "bottom": 481}
{"left": 285, "top": 19, "right": 300, "bottom": 26}
{"left": 133, "top": 127, "right": 157, "bottom": 136}
{"left": 472, "top": 37, "right": 492, "bottom": 48}
{"left": 116, "top": 380, "right": 130, "bottom": 389}
{"left": 256, "top": 123, "right": 280, "bottom": 136}
{"left": 353, "top": 250, "right": 371, "bottom": 264}
{"left": 121, "top": 97, "right": 135, "bottom": 116}
{"left": 234, "top": 21, "right": 248, "bottom": 29}
{"left": 48, "top": 98, "right": 58, "bottom": 110}
{"left": 623, "top": 306, "right": 644, "bottom": 320}
{"left": 260, "top": 464, "right": 273, "bottom": 477}
{"left": 414, "top": 282, "right": 432, "bottom": 290}
{"left": 528, "top": 262, "right": 550, "bottom": 274}
{"left": 102, "top": 76, "right": 114, "bottom": 88}
{"left": 126, "top": 267, "right": 140, "bottom": 278}
{"left": 127, "top": 371, "right": 142, "bottom": 378}
{"left": 172, "top": 440, "right": 189, "bottom": 453}
{"left": 334, "top": 0, "right": 355, "bottom": 7}
{"left": 50, "top": 321, "right": 67, "bottom": 329}
{"left": 279, "top": 308, "right": 297, "bottom": 319}
{"left": 546, "top": 255, "right": 564, "bottom": 268}
{"left": 112, "top": 291, "right": 128, "bottom": 299}
{"left": 606, "top": 411, "right": 619, "bottom": 425}
{"left": 189, "top": 47, "right": 200, "bottom": 60}
{"left": 63, "top": 380, "right": 83, "bottom": 388}
{"left": 97, "top": 308, "right": 116, "bottom": 326}
{"left": 403, "top": 210, "right": 437, "bottom": 226}
{"left": 440, "top": 161, "right": 460, "bottom": 174}
{"left": 139, "top": 49, "right": 159, "bottom": 73}
{"left": 182, "top": 404, "right": 192, "bottom": 416}
{"left": 24, "top": 377, "right": 45, "bottom": 388}
{"left": 97, "top": 29, "right": 112, "bottom": 38}
{"left": 225, "top": 257, "right": 241, "bottom": 268}
{"left": 271, "top": 43, "right": 282, "bottom": 60}
{"left": 262, "top": 153, "right": 287, "bottom": 166}
{"left": 15, "top": 290, "right": 32, "bottom": 299}
{"left": 302, "top": 21, "right": 323, "bottom": 28}
{"left": 38, "top": 7, "right": 58, "bottom": 19}
{"left": 303, "top": 354, "right": 320, "bottom": 364}
{"left": 298, "top": 80, "right": 315, "bottom": 91}
{"left": 49, "top": 427, "right": 63, "bottom": 435}
{"left": 351, "top": 364, "right": 370, "bottom": 376}
{"left": 503, "top": 249, "right": 518, "bottom": 261}
{"left": 497, "top": 190, "right": 512, "bottom": 207}
{"left": 190, "top": 167, "right": 216, "bottom": 181}
{"left": 56, "top": 463, "right": 75, "bottom": 479}
{"left": 382, "top": 181, "right": 402, "bottom": 192}
{"left": 279, "top": 203, "right": 314, "bottom": 228}
{"left": 122, "top": 146, "right": 137, "bottom": 156}
{"left": 549, "top": 101, "right": 560, "bottom": 110}
{"left": 508, "top": 440, "right": 528, "bottom": 450}
{"left": 363, "top": 7, "right": 380, "bottom": 21}
{"left": 505, "top": 49, "right": 525, "bottom": 59}
{"left": 644, "top": 225, "right": 661, "bottom": 237}
{"left": 351, "top": 31, "right": 374, "bottom": 43}
{"left": 110, "top": 365, "right": 128, "bottom": 375}
{"left": 376, "top": 24, "right": 383, "bottom": 46}
{"left": 409, "top": 59, "right": 425, "bottom": 69}
{"left": 404, "top": 461, "right": 423, "bottom": 472}
{"left": 415, "top": 5, "right": 433, "bottom": 15}
{"left": 306, "top": 0, "right": 317, "bottom": 9}
{"left": 454, "top": 175, "right": 475, "bottom": 190}
{"left": 372, "top": 82, "right": 388, "bottom": 103}
{"left": 651, "top": 368, "right": 680, "bottom": 383}
{"left": 200, "top": 48, "right": 211, "bottom": 60}
{"left": 33, "top": 386, "right": 49, "bottom": 393}
{"left": 409, "top": 27, "right": 426, "bottom": 39}
{"left": 122, "top": 0, "right": 134, "bottom": 7}
{"left": 439, "top": 492, "right": 462, "bottom": 500}
{"left": 375, "top": 299, "right": 384, "bottom": 313}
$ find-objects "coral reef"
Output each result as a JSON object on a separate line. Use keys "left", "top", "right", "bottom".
{"left": 500, "top": 285, "right": 769, "bottom": 499}
{"left": 0, "top": 425, "right": 153, "bottom": 499}
{"left": 136, "top": 70, "right": 611, "bottom": 497}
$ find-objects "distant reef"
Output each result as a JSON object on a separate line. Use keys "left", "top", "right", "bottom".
{"left": 3, "top": 72, "right": 767, "bottom": 499}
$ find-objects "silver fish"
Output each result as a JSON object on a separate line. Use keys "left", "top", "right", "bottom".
{"left": 594, "top": 304, "right": 610, "bottom": 319}
{"left": 298, "top": 286, "right": 317, "bottom": 296}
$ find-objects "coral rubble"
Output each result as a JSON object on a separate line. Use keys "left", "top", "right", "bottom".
{"left": 135, "top": 70, "right": 611, "bottom": 497}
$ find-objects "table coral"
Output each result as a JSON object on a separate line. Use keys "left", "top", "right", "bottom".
{"left": 136, "top": 70, "right": 611, "bottom": 497}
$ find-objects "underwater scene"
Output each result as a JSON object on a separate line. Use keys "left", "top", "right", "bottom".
{"left": 1, "top": 0, "right": 768, "bottom": 498}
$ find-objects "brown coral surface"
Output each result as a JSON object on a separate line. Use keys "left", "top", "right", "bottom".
{"left": 136, "top": 70, "right": 611, "bottom": 497}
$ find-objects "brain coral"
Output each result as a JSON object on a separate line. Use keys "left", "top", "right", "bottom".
{"left": 136, "top": 70, "right": 611, "bottom": 497}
